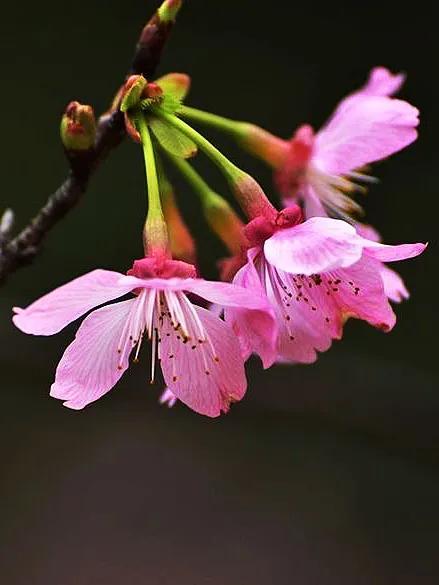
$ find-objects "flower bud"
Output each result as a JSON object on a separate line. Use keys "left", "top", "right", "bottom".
{"left": 162, "top": 187, "right": 197, "bottom": 264}
{"left": 0, "top": 209, "right": 14, "bottom": 235}
{"left": 204, "top": 194, "right": 247, "bottom": 256}
{"left": 0, "top": 208, "right": 14, "bottom": 244}
{"left": 157, "top": 0, "right": 183, "bottom": 23}
{"left": 60, "top": 101, "right": 96, "bottom": 152}
{"left": 144, "top": 82, "right": 163, "bottom": 101}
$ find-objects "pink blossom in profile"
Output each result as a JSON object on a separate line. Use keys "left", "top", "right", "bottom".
{"left": 274, "top": 67, "right": 418, "bottom": 220}
{"left": 266, "top": 67, "right": 418, "bottom": 304}
{"left": 13, "top": 257, "right": 275, "bottom": 417}
{"left": 227, "top": 206, "right": 426, "bottom": 365}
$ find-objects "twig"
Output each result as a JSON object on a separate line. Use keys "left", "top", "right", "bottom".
{"left": 0, "top": 0, "right": 182, "bottom": 284}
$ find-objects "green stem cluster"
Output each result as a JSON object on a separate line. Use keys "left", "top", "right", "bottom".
{"left": 156, "top": 110, "right": 243, "bottom": 182}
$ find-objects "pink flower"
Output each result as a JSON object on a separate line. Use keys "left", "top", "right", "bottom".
{"left": 13, "top": 257, "right": 275, "bottom": 417}
{"left": 227, "top": 208, "right": 426, "bottom": 364}
{"left": 275, "top": 67, "right": 418, "bottom": 219}
{"left": 265, "top": 67, "right": 418, "bottom": 305}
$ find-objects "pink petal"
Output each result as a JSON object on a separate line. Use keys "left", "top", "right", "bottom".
{"left": 380, "top": 265, "right": 410, "bottom": 303}
{"left": 160, "top": 305, "right": 247, "bottom": 417}
{"left": 50, "top": 298, "right": 136, "bottom": 410}
{"left": 357, "top": 67, "right": 406, "bottom": 97}
{"left": 264, "top": 217, "right": 364, "bottom": 275}
{"left": 263, "top": 260, "right": 343, "bottom": 364}
{"left": 13, "top": 269, "right": 132, "bottom": 335}
{"left": 336, "top": 68, "right": 406, "bottom": 118}
{"left": 361, "top": 240, "right": 427, "bottom": 262}
{"left": 329, "top": 257, "right": 396, "bottom": 332}
{"left": 354, "top": 222, "right": 381, "bottom": 243}
{"left": 354, "top": 224, "right": 411, "bottom": 302}
{"left": 267, "top": 256, "right": 396, "bottom": 364}
{"left": 159, "top": 388, "right": 178, "bottom": 408}
{"left": 271, "top": 276, "right": 339, "bottom": 364}
{"left": 184, "top": 279, "right": 272, "bottom": 311}
{"left": 303, "top": 186, "right": 327, "bottom": 218}
{"left": 226, "top": 253, "right": 278, "bottom": 368}
{"left": 314, "top": 96, "right": 419, "bottom": 176}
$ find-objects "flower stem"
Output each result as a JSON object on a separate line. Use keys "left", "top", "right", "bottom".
{"left": 155, "top": 110, "right": 277, "bottom": 220}
{"left": 180, "top": 106, "right": 288, "bottom": 168}
{"left": 155, "top": 155, "right": 196, "bottom": 263}
{"left": 168, "top": 154, "right": 216, "bottom": 208}
{"left": 137, "top": 114, "right": 169, "bottom": 256}
{"left": 156, "top": 110, "right": 241, "bottom": 179}
{"left": 168, "top": 155, "right": 246, "bottom": 255}
{"left": 180, "top": 106, "right": 246, "bottom": 137}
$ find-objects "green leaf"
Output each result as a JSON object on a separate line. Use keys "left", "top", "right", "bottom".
{"left": 155, "top": 73, "right": 191, "bottom": 102}
{"left": 149, "top": 117, "right": 197, "bottom": 159}
{"left": 141, "top": 94, "right": 181, "bottom": 115}
{"left": 160, "top": 93, "right": 183, "bottom": 114}
{"left": 120, "top": 76, "right": 147, "bottom": 113}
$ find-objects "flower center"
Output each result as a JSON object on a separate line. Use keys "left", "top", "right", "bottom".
{"left": 116, "top": 289, "right": 219, "bottom": 384}
{"left": 306, "top": 164, "right": 377, "bottom": 220}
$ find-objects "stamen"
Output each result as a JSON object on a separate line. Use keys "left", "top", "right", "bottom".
{"left": 307, "top": 164, "right": 376, "bottom": 219}
{"left": 150, "top": 327, "right": 157, "bottom": 383}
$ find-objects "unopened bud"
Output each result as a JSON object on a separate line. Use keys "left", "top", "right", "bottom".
{"left": 144, "top": 82, "right": 163, "bottom": 101}
{"left": 60, "top": 101, "right": 96, "bottom": 151}
{"left": 0, "top": 208, "right": 14, "bottom": 244}
{"left": 163, "top": 188, "right": 196, "bottom": 264}
{"left": 204, "top": 193, "right": 247, "bottom": 256}
{"left": 0, "top": 209, "right": 14, "bottom": 235}
{"left": 157, "top": 0, "right": 183, "bottom": 23}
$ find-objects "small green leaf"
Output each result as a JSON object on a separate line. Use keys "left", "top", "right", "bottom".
{"left": 160, "top": 93, "right": 183, "bottom": 114}
{"left": 142, "top": 94, "right": 180, "bottom": 115}
{"left": 120, "top": 76, "right": 147, "bottom": 113}
{"left": 149, "top": 117, "right": 197, "bottom": 159}
{"left": 155, "top": 73, "right": 191, "bottom": 102}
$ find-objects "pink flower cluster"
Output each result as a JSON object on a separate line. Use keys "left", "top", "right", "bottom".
{"left": 13, "top": 67, "right": 426, "bottom": 417}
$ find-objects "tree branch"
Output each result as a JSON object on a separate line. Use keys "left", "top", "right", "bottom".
{"left": 0, "top": 0, "right": 182, "bottom": 284}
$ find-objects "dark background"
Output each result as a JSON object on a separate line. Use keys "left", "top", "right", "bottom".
{"left": 1, "top": 1, "right": 438, "bottom": 583}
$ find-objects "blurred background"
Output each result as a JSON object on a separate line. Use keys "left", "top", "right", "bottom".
{"left": 1, "top": 0, "right": 438, "bottom": 583}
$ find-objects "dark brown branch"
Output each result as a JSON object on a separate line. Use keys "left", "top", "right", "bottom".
{"left": 0, "top": 1, "right": 181, "bottom": 284}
